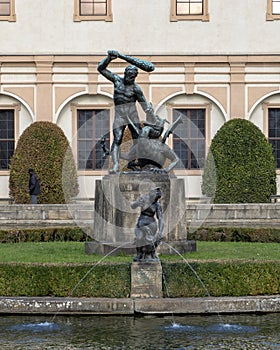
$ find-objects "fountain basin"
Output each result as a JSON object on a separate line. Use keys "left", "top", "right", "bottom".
{"left": 0, "top": 295, "right": 279, "bottom": 315}
{"left": 1, "top": 313, "right": 279, "bottom": 350}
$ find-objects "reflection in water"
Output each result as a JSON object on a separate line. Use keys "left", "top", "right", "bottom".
{"left": 0, "top": 313, "right": 279, "bottom": 349}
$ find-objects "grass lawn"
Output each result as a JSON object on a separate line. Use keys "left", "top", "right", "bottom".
{"left": 0, "top": 241, "right": 279, "bottom": 264}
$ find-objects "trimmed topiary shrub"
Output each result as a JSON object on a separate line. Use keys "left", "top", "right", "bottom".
{"left": 162, "top": 261, "right": 280, "bottom": 297}
{"left": 0, "top": 261, "right": 278, "bottom": 297}
{"left": 202, "top": 119, "right": 276, "bottom": 203}
{"left": 0, "top": 262, "right": 131, "bottom": 297}
{"left": 9, "top": 121, "right": 79, "bottom": 203}
{"left": 187, "top": 227, "right": 280, "bottom": 243}
{"left": 0, "top": 227, "right": 89, "bottom": 243}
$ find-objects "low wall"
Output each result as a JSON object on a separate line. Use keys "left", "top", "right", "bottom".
{"left": 1, "top": 203, "right": 280, "bottom": 229}
{"left": 0, "top": 204, "right": 93, "bottom": 229}
{"left": 0, "top": 295, "right": 279, "bottom": 315}
{"left": 186, "top": 203, "right": 280, "bottom": 228}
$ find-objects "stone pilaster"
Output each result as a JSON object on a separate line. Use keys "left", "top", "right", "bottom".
{"left": 131, "top": 262, "right": 163, "bottom": 298}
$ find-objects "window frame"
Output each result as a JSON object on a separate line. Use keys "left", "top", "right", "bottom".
{"left": 263, "top": 102, "right": 280, "bottom": 172}
{"left": 0, "top": 0, "right": 16, "bottom": 22}
{"left": 71, "top": 103, "right": 113, "bottom": 175}
{"left": 73, "top": 0, "right": 112, "bottom": 22}
{"left": 167, "top": 102, "right": 211, "bottom": 175}
{"left": 170, "top": 0, "right": 209, "bottom": 22}
{"left": 267, "top": 0, "right": 280, "bottom": 20}
{"left": 0, "top": 104, "right": 19, "bottom": 173}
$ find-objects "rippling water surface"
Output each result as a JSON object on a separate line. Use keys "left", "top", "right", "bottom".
{"left": 0, "top": 313, "right": 279, "bottom": 349}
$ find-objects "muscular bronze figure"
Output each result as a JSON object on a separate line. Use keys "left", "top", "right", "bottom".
{"left": 98, "top": 50, "right": 154, "bottom": 173}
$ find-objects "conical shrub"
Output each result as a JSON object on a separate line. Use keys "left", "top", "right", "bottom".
{"left": 202, "top": 119, "right": 276, "bottom": 203}
{"left": 9, "top": 121, "right": 79, "bottom": 203}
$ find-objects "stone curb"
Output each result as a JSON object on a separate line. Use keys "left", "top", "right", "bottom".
{"left": 0, "top": 295, "right": 279, "bottom": 315}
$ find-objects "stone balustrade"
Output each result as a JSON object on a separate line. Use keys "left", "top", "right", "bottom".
{"left": 0, "top": 204, "right": 93, "bottom": 229}
{"left": 186, "top": 203, "right": 280, "bottom": 228}
{"left": 0, "top": 202, "right": 280, "bottom": 229}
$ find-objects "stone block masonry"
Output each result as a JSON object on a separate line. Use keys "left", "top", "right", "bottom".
{"left": 1, "top": 202, "right": 280, "bottom": 229}
{"left": 131, "top": 262, "right": 163, "bottom": 298}
{"left": 0, "top": 296, "right": 279, "bottom": 315}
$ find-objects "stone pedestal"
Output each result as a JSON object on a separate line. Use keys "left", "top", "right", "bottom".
{"left": 131, "top": 262, "right": 163, "bottom": 298}
{"left": 92, "top": 172, "right": 187, "bottom": 244}
{"left": 85, "top": 171, "right": 196, "bottom": 255}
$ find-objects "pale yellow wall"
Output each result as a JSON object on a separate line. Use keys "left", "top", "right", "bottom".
{"left": 0, "top": 0, "right": 278, "bottom": 55}
{"left": 0, "top": 176, "right": 9, "bottom": 198}
{"left": 1, "top": 54, "right": 280, "bottom": 198}
{"left": 1, "top": 0, "right": 280, "bottom": 198}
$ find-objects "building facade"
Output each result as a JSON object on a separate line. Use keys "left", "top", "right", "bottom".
{"left": 0, "top": 0, "right": 280, "bottom": 200}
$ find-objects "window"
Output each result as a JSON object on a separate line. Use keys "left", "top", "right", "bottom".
{"left": 268, "top": 108, "right": 280, "bottom": 167}
{"left": 171, "top": 0, "right": 209, "bottom": 21}
{"left": 77, "top": 109, "right": 110, "bottom": 170}
{"left": 74, "top": 0, "right": 112, "bottom": 21}
{"left": 267, "top": 0, "right": 280, "bottom": 20}
{"left": 0, "top": 0, "right": 16, "bottom": 21}
{"left": 172, "top": 108, "right": 206, "bottom": 170}
{"left": 0, "top": 109, "right": 14, "bottom": 170}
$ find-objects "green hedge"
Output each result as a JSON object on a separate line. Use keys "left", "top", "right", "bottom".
{"left": 202, "top": 119, "right": 276, "bottom": 203}
{"left": 0, "top": 263, "right": 131, "bottom": 298}
{"left": 0, "top": 261, "right": 278, "bottom": 298}
{"left": 1, "top": 227, "right": 280, "bottom": 243}
{"left": 162, "top": 261, "right": 280, "bottom": 297}
{"left": 9, "top": 121, "right": 79, "bottom": 204}
{"left": 188, "top": 227, "right": 280, "bottom": 243}
{"left": 0, "top": 228, "right": 89, "bottom": 243}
